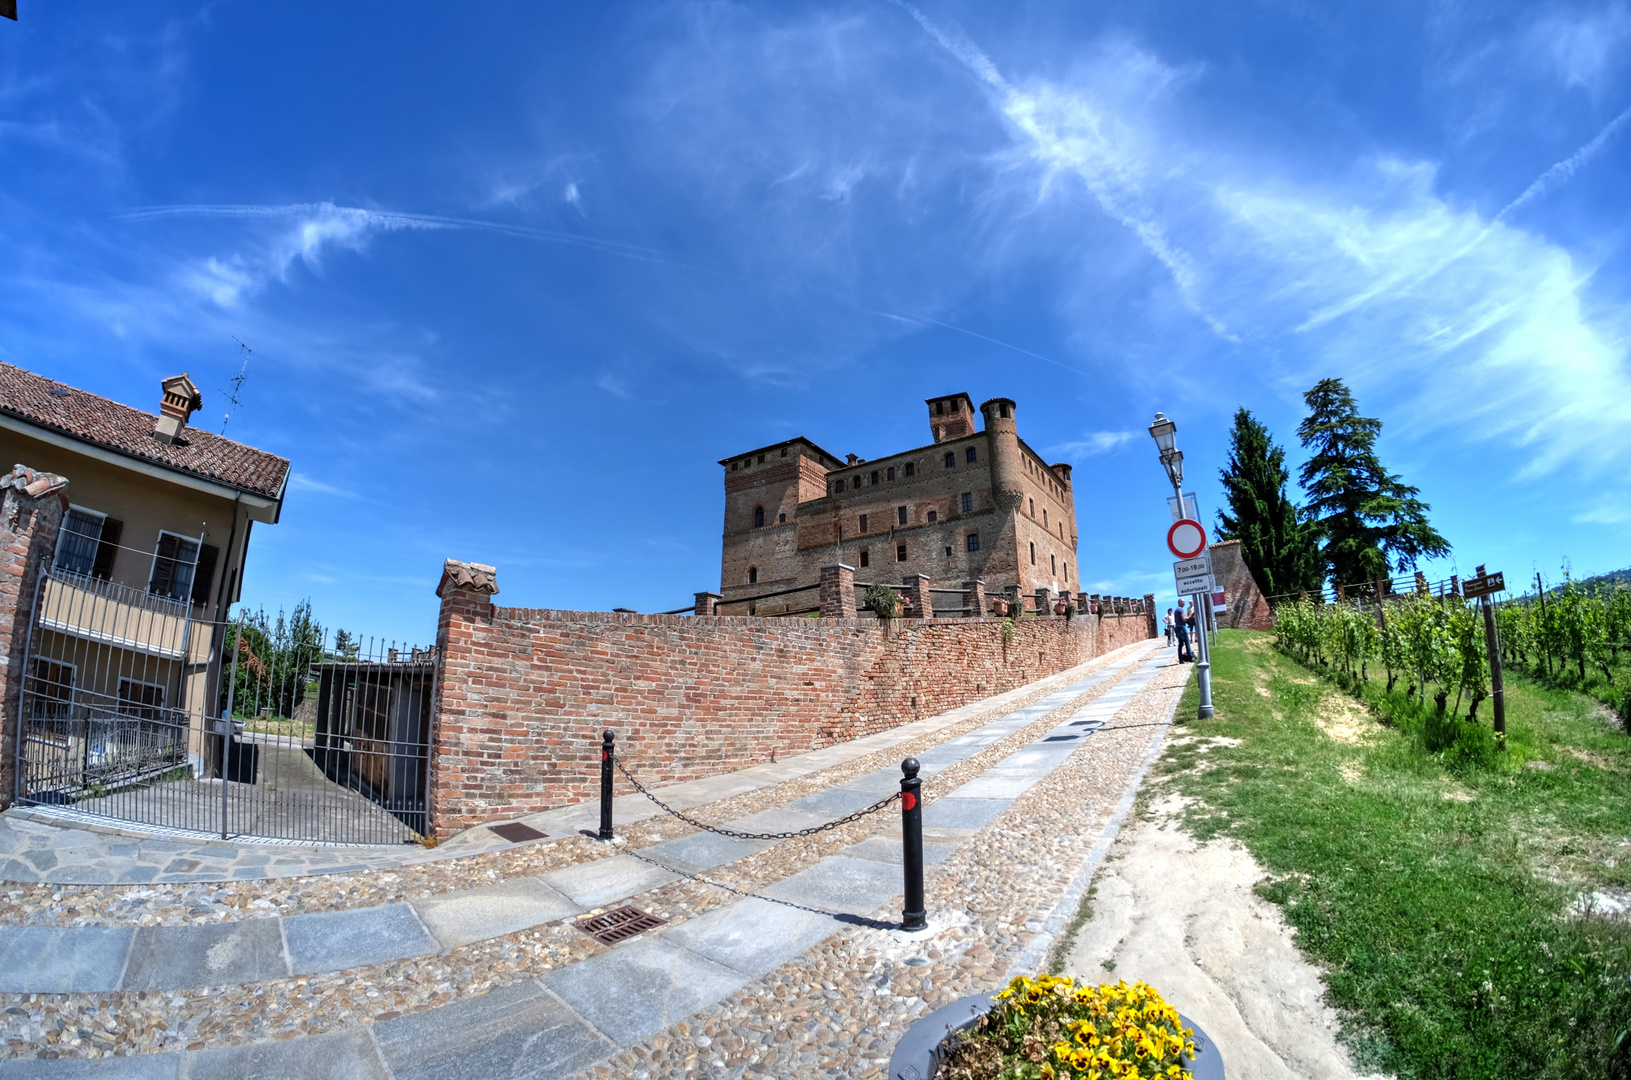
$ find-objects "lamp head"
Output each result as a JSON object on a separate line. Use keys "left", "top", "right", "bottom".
{"left": 1162, "top": 448, "right": 1184, "bottom": 489}
{"left": 1148, "top": 412, "right": 1177, "bottom": 455}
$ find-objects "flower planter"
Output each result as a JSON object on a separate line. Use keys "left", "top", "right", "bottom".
{"left": 990, "top": 600, "right": 1011, "bottom": 618}
{"left": 886, "top": 992, "right": 1224, "bottom": 1080}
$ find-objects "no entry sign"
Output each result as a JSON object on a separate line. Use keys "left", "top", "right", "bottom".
{"left": 1167, "top": 518, "right": 1207, "bottom": 560}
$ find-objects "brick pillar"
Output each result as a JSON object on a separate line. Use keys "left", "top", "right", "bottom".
{"left": 901, "top": 574, "right": 931, "bottom": 619}
{"left": 694, "top": 591, "right": 721, "bottom": 616}
{"left": 1144, "top": 592, "right": 1158, "bottom": 638}
{"left": 820, "top": 563, "right": 856, "bottom": 618}
{"left": 1035, "top": 587, "right": 1051, "bottom": 616}
{"left": 430, "top": 559, "right": 500, "bottom": 838}
{"left": 963, "top": 579, "right": 986, "bottom": 618}
{"left": 0, "top": 465, "right": 70, "bottom": 810}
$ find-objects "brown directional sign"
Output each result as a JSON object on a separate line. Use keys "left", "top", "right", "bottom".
{"left": 1462, "top": 571, "right": 1505, "bottom": 599}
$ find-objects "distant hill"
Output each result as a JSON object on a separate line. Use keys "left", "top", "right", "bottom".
{"left": 1569, "top": 565, "right": 1629, "bottom": 596}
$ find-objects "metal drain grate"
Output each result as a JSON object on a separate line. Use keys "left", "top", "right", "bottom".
{"left": 488, "top": 822, "right": 548, "bottom": 843}
{"left": 577, "top": 905, "right": 667, "bottom": 946}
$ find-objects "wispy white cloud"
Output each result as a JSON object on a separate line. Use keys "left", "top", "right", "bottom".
{"left": 1051, "top": 430, "right": 1138, "bottom": 459}
{"left": 1495, "top": 102, "right": 1631, "bottom": 222}
{"left": 290, "top": 473, "right": 359, "bottom": 498}
{"left": 1528, "top": 4, "right": 1631, "bottom": 93}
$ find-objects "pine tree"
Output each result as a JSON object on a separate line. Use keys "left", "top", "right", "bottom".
{"left": 1296, "top": 378, "right": 1450, "bottom": 589}
{"left": 1215, "top": 407, "right": 1323, "bottom": 597}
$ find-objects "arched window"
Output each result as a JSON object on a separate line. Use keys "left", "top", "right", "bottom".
{"left": 753, "top": 506, "right": 765, "bottom": 528}
{"left": 1030, "top": 542, "right": 1036, "bottom": 565}
{"left": 1051, "top": 554, "right": 1057, "bottom": 574}
{"left": 871, "top": 470, "right": 879, "bottom": 485}
{"left": 886, "top": 466, "right": 896, "bottom": 481}
{"left": 927, "top": 510, "right": 937, "bottom": 523}
{"left": 965, "top": 447, "right": 977, "bottom": 463}
{"left": 905, "top": 463, "right": 916, "bottom": 477}
{"left": 1029, "top": 499, "right": 1035, "bottom": 517}
{"left": 943, "top": 452, "right": 955, "bottom": 468}
{"left": 779, "top": 513, "right": 786, "bottom": 523}
{"left": 1043, "top": 509, "right": 1048, "bottom": 527}
{"left": 999, "top": 403, "right": 1010, "bottom": 418}
{"left": 835, "top": 479, "right": 845, "bottom": 493}
{"left": 748, "top": 566, "right": 758, "bottom": 584}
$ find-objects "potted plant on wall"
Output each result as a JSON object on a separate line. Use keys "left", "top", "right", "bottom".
{"left": 989, "top": 596, "right": 1011, "bottom": 618}
{"left": 888, "top": 974, "right": 1223, "bottom": 1080}
{"left": 865, "top": 583, "right": 901, "bottom": 620}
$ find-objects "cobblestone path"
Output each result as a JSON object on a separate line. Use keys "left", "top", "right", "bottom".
{"left": 0, "top": 639, "right": 1190, "bottom": 1078}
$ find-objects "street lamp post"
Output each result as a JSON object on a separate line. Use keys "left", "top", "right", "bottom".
{"left": 1149, "top": 412, "right": 1215, "bottom": 720}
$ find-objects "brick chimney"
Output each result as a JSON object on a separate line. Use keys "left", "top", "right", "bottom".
{"left": 152, "top": 374, "right": 203, "bottom": 446}
{"left": 926, "top": 393, "right": 976, "bottom": 443}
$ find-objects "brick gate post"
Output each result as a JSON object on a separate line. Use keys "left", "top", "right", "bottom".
{"left": 900, "top": 574, "right": 931, "bottom": 619}
{"left": 819, "top": 563, "right": 856, "bottom": 618}
{"left": 0, "top": 465, "right": 69, "bottom": 810}
{"left": 962, "top": 579, "right": 986, "bottom": 618}
{"left": 693, "top": 591, "right": 721, "bottom": 616}
{"left": 1144, "top": 593, "right": 1158, "bottom": 639}
{"left": 430, "top": 559, "right": 500, "bottom": 839}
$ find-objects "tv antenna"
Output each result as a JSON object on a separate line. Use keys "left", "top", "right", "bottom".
{"left": 221, "top": 337, "right": 252, "bottom": 435}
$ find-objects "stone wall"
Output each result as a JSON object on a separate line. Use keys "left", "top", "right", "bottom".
{"left": 428, "top": 559, "right": 1155, "bottom": 836}
{"left": 0, "top": 465, "right": 69, "bottom": 809}
{"left": 1210, "top": 539, "right": 1275, "bottom": 632}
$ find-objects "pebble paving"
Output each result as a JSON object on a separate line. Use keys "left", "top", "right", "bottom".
{"left": 0, "top": 640, "right": 1191, "bottom": 1077}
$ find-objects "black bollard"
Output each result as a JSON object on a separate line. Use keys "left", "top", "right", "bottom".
{"left": 598, "top": 730, "right": 615, "bottom": 841}
{"left": 900, "top": 756, "right": 927, "bottom": 931}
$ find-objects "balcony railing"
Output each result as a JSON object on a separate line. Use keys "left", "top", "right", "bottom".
{"left": 37, "top": 569, "right": 199, "bottom": 661}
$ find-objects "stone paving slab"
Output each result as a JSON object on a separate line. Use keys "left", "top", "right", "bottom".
{"left": 638, "top": 831, "right": 774, "bottom": 874}
{"left": 121, "top": 918, "right": 286, "bottom": 990}
{"left": 839, "top": 835, "right": 958, "bottom": 867}
{"left": 0, "top": 1056, "right": 179, "bottom": 1078}
{"left": 921, "top": 797, "right": 1013, "bottom": 831}
{"left": 665, "top": 896, "right": 838, "bottom": 977}
{"left": 410, "top": 877, "right": 583, "bottom": 950}
{"left": 373, "top": 979, "right": 615, "bottom": 1080}
{"left": 543, "top": 936, "right": 752, "bottom": 1047}
{"left": 0, "top": 925, "right": 131, "bottom": 994}
{"left": 283, "top": 902, "right": 438, "bottom": 974}
{"left": 542, "top": 854, "right": 677, "bottom": 910}
{"left": 759, "top": 853, "right": 902, "bottom": 912}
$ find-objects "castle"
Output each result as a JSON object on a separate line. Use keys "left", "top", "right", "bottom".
{"left": 718, "top": 394, "right": 1080, "bottom": 612}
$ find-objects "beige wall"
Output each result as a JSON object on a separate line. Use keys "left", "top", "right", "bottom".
{"left": 0, "top": 430, "right": 253, "bottom": 623}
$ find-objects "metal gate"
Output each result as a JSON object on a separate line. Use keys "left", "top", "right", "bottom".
{"left": 13, "top": 565, "right": 435, "bottom": 845}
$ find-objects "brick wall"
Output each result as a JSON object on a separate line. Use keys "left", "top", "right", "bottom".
{"left": 428, "top": 559, "right": 1154, "bottom": 836}
{"left": 1211, "top": 539, "right": 1275, "bottom": 632}
{"left": 0, "top": 465, "right": 69, "bottom": 809}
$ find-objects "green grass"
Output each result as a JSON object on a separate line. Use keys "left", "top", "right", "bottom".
{"left": 1160, "top": 630, "right": 1631, "bottom": 1079}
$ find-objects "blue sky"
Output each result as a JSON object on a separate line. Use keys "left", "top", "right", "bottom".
{"left": 2, "top": 1, "right": 1628, "bottom": 643}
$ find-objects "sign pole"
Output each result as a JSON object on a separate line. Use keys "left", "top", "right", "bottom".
{"left": 1468, "top": 566, "right": 1506, "bottom": 748}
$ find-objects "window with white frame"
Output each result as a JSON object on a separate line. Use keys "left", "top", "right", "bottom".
{"left": 149, "top": 532, "right": 200, "bottom": 601}
{"left": 55, "top": 508, "right": 105, "bottom": 577}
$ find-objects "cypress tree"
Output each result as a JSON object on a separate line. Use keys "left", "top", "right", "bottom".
{"left": 1296, "top": 378, "right": 1450, "bottom": 589}
{"left": 1215, "top": 407, "right": 1323, "bottom": 597}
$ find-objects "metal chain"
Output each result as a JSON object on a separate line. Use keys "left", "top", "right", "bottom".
{"left": 612, "top": 754, "right": 899, "bottom": 840}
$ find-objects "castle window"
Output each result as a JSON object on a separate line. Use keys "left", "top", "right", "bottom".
{"left": 754, "top": 506, "right": 765, "bottom": 528}
{"left": 779, "top": 513, "right": 786, "bottom": 523}
{"left": 780, "top": 448, "right": 787, "bottom": 457}
{"left": 731, "top": 463, "right": 738, "bottom": 471}
{"left": 1030, "top": 498, "right": 1035, "bottom": 517}
{"left": 943, "top": 452, "right": 955, "bottom": 468}
{"left": 748, "top": 566, "right": 758, "bottom": 584}
{"left": 859, "top": 514, "right": 869, "bottom": 533}
{"left": 896, "top": 544, "right": 907, "bottom": 562}
{"left": 905, "top": 463, "right": 916, "bottom": 477}
{"left": 758, "top": 454, "right": 765, "bottom": 464}
{"left": 960, "top": 492, "right": 973, "bottom": 513}
{"left": 886, "top": 467, "right": 896, "bottom": 481}
{"left": 927, "top": 510, "right": 937, "bottom": 523}
{"left": 965, "top": 447, "right": 977, "bottom": 464}
{"left": 853, "top": 474, "right": 862, "bottom": 489}
{"left": 871, "top": 470, "right": 879, "bottom": 485}
{"left": 1043, "top": 509, "right": 1048, "bottom": 527}
{"left": 1000, "top": 403, "right": 1010, "bottom": 418}
{"left": 1059, "top": 523, "right": 1064, "bottom": 539}
{"left": 860, "top": 548, "right": 870, "bottom": 567}
{"left": 897, "top": 505, "right": 908, "bottom": 525}
{"left": 1051, "top": 554, "right": 1057, "bottom": 574}
{"left": 945, "top": 546, "right": 953, "bottom": 557}
{"left": 949, "top": 398, "right": 959, "bottom": 412}
{"left": 967, "top": 533, "right": 980, "bottom": 552}
{"left": 1064, "top": 562, "right": 1070, "bottom": 582}
{"left": 1030, "top": 542, "right": 1036, "bottom": 565}
{"left": 935, "top": 400, "right": 944, "bottom": 415}
{"left": 835, "top": 479, "right": 845, "bottom": 493}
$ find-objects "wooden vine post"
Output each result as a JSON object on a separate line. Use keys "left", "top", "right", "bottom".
{"left": 1466, "top": 566, "right": 1507, "bottom": 748}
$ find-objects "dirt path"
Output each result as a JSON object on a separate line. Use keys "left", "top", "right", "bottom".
{"left": 1062, "top": 786, "right": 1388, "bottom": 1080}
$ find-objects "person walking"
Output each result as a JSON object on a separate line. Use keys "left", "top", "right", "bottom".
{"left": 1163, "top": 608, "right": 1175, "bottom": 645}
{"left": 1174, "top": 602, "right": 1193, "bottom": 662}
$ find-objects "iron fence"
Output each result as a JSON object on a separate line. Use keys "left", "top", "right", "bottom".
{"left": 15, "top": 566, "right": 435, "bottom": 845}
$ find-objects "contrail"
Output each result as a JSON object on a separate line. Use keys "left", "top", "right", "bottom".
{"left": 1496, "top": 103, "right": 1631, "bottom": 223}
{"left": 119, "top": 202, "right": 1092, "bottom": 374}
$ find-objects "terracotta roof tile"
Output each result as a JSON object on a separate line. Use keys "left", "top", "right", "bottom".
{"left": 0, "top": 362, "right": 289, "bottom": 500}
